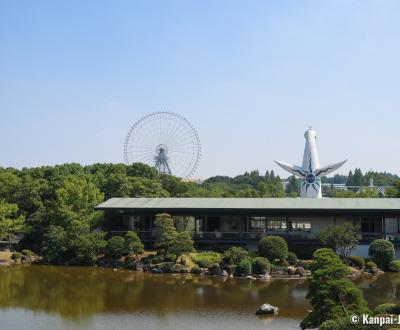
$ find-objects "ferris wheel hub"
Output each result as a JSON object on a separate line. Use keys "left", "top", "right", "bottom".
{"left": 156, "top": 144, "right": 168, "bottom": 155}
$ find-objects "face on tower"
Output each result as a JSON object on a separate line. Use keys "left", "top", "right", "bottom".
{"left": 305, "top": 173, "right": 316, "bottom": 184}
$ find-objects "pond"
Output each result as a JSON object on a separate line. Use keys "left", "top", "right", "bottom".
{"left": 0, "top": 265, "right": 399, "bottom": 330}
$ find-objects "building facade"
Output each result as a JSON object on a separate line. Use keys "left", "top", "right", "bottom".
{"left": 96, "top": 198, "right": 400, "bottom": 257}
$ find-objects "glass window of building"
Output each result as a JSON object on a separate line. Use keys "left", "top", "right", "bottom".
{"left": 361, "top": 217, "right": 382, "bottom": 233}
{"left": 290, "top": 221, "right": 311, "bottom": 232}
{"left": 248, "top": 216, "right": 267, "bottom": 231}
{"left": 267, "top": 219, "right": 287, "bottom": 231}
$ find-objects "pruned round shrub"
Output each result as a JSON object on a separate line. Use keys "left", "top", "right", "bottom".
{"left": 235, "top": 256, "right": 253, "bottom": 276}
{"left": 374, "top": 303, "right": 400, "bottom": 315}
{"left": 287, "top": 252, "right": 298, "bottom": 265}
{"left": 369, "top": 239, "right": 395, "bottom": 270}
{"left": 349, "top": 255, "right": 365, "bottom": 269}
{"left": 21, "top": 249, "right": 33, "bottom": 257}
{"left": 164, "top": 254, "right": 177, "bottom": 262}
{"left": 389, "top": 260, "right": 400, "bottom": 272}
{"left": 106, "top": 236, "right": 126, "bottom": 259}
{"left": 258, "top": 236, "right": 288, "bottom": 261}
{"left": 11, "top": 252, "right": 22, "bottom": 260}
{"left": 366, "top": 261, "right": 377, "bottom": 269}
{"left": 222, "top": 247, "right": 248, "bottom": 265}
{"left": 252, "top": 257, "right": 270, "bottom": 274}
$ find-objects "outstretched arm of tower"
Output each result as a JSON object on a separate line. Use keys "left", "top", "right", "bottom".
{"left": 274, "top": 160, "right": 307, "bottom": 178}
{"left": 315, "top": 160, "right": 347, "bottom": 177}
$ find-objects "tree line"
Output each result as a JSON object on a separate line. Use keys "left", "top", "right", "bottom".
{"left": 1, "top": 162, "right": 400, "bottom": 259}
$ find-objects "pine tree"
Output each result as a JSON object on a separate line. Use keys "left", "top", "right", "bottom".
{"left": 169, "top": 231, "right": 195, "bottom": 262}
{"left": 353, "top": 168, "right": 363, "bottom": 186}
{"left": 300, "top": 248, "right": 369, "bottom": 329}
{"left": 153, "top": 213, "right": 178, "bottom": 251}
{"left": 286, "top": 175, "right": 300, "bottom": 197}
{"left": 346, "top": 170, "right": 354, "bottom": 186}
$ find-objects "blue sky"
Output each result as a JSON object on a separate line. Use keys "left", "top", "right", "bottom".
{"left": 1, "top": 0, "right": 399, "bottom": 178}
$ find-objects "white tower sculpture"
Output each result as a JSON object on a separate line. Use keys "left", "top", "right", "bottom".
{"left": 275, "top": 127, "right": 347, "bottom": 198}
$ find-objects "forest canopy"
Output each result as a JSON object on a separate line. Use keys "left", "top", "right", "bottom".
{"left": 0, "top": 162, "right": 399, "bottom": 254}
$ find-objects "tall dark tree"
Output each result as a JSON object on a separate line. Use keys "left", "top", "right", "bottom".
{"left": 286, "top": 175, "right": 300, "bottom": 197}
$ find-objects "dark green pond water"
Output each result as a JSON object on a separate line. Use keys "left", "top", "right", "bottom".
{"left": 0, "top": 265, "right": 399, "bottom": 330}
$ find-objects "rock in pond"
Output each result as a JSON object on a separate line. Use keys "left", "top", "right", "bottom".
{"left": 255, "top": 304, "right": 279, "bottom": 315}
{"left": 286, "top": 266, "right": 297, "bottom": 275}
{"left": 221, "top": 270, "right": 229, "bottom": 277}
{"left": 210, "top": 263, "right": 221, "bottom": 276}
{"left": 296, "top": 266, "right": 306, "bottom": 276}
{"left": 133, "top": 261, "right": 144, "bottom": 271}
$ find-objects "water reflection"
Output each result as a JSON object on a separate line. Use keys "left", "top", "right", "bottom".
{"left": 1, "top": 265, "right": 399, "bottom": 329}
{"left": 0, "top": 265, "right": 309, "bottom": 320}
{"left": 355, "top": 273, "right": 400, "bottom": 308}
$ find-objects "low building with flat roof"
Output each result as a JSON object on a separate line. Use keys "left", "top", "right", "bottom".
{"left": 96, "top": 197, "right": 400, "bottom": 257}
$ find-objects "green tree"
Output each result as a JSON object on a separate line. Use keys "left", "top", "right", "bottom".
{"left": 40, "top": 175, "right": 105, "bottom": 264}
{"left": 0, "top": 170, "right": 21, "bottom": 203}
{"left": 41, "top": 225, "right": 68, "bottom": 264}
{"left": 50, "top": 176, "right": 104, "bottom": 226}
{"left": 317, "top": 223, "right": 361, "bottom": 263}
{"left": 286, "top": 175, "right": 300, "bottom": 197}
{"left": 346, "top": 170, "right": 354, "bottom": 186}
{"left": 107, "top": 236, "right": 126, "bottom": 259}
{"left": 300, "top": 248, "right": 369, "bottom": 329}
{"left": 369, "top": 239, "right": 395, "bottom": 270}
{"left": 353, "top": 168, "right": 363, "bottom": 186}
{"left": 67, "top": 219, "right": 105, "bottom": 265}
{"left": 0, "top": 201, "right": 25, "bottom": 250}
{"left": 169, "top": 231, "right": 195, "bottom": 262}
{"left": 153, "top": 213, "right": 178, "bottom": 251}
{"left": 387, "top": 181, "right": 400, "bottom": 197}
{"left": 258, "top": 236, "right": 288, "bottom": 261}
{"left": 223, "top": 246, "right": 249, "bottom": 265}
{"left": 357, "top": 187, "right": 380, "bottom": 198}
{"left": 124, "top": 231, "right": 144, "bottom": 260}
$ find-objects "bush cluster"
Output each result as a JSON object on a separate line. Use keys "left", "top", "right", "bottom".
{"left": 21, "top": 249, "right": 33, "bottom": 257}
{"left": 349, "top": 255, "right": 365, "bottom": 269}
{"left": 222, "top": 247, "right": 248, "bottom": 265}
{"left": 388, "top": 260, "right": 400, "bottom": 272}
{"left": 191, "top": 252, "right": 222, "bottom": 268}
{"left": 159, "top": 262, "right": 188, "bottom": 273}
{"left": 235, "top": 257, "right": 253, "bottom": 276}
{"left": 374, "top": 303, "right": 400, "bottom": 315}
{"left": 369, "top": 239, "right": 395, "bottom": 270}
{"left": 252, "top": 257, "right": 270, "bottom": 274}
{"left": 164, "top": 254, "right": 177, "bottom": 262}
{"left": 287, "top": 252, "right": 298, "bottom": 265}
{"left": 11, "top": 252, "right": 22, "bottom": 260}
{"left": 366, "top": 261, "right": 377, "bottom": 269}
{"left": 319, "top": 317, "right": 388, "bottom": 330}
{"left": 258, "top": 236, "right": 288, "bottom": 261}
